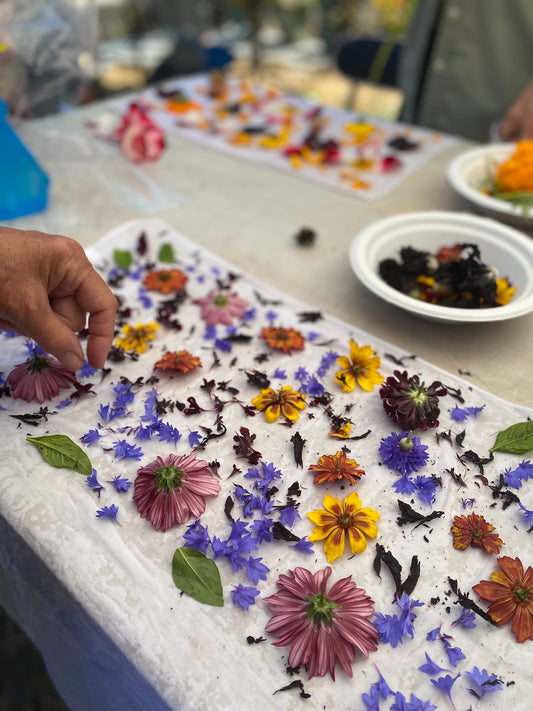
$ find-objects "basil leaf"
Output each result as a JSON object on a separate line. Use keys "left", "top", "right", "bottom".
{"left": 490, "top": 421, "right": 533, "bottom": 455}
{"left": 158, "top": 243, "right": 175, "bottom": 263}
{"left": 113, "top": 249, "right": 132, "bottom": 271}
{"left": 26, "top": 434, "right": 93, "bottom": 475}
{"left": 172, "top": 547, "right": 223, "bottom": 607}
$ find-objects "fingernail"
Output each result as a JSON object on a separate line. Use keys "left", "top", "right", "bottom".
{"left": 61, "top": 352, "right": 83, "bottom": 372}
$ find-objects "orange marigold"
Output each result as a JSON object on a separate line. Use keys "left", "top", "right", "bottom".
{"left": 451, "top": 513, "right": 503, "bottom": 555}
{"left": 260, "top": 327, "right": 305, "bottom": 354}
{"left": 143, "top": 268, "right": 188, "bottom": 294}
{"left": 309, "top": 451, "right": 365, "bottom": 486}
{"left": 495, "top": 140, "right": 533, "bottom": 192}
{"left": 473, "top": 556, "right": 533, "bottom": 643}
{"left": 154, "top": 350, "right": 202, "bottom": 374}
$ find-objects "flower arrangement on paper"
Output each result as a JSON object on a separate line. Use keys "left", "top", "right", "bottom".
{"left": 1, "top": 222, "right": 532, "bottom": 708}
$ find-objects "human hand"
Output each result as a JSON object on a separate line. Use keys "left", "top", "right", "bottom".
{"left": 0, "top": 227, "right": 117, "bottom": 371}
{"left": 500, "top": 81, "right": 533, "bottom": 141}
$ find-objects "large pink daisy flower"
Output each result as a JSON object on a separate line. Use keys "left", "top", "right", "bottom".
{"left": 133, "top": 453, "right": 220, "bottom": 532}
{"left": 194, "top": 289, "right": 249, "bottom": 326}
{"left": 7, "top": 353, "right": 76, "bottom": 403}
{"left": 264, "top": 566, "right": 378, "bottom": 680}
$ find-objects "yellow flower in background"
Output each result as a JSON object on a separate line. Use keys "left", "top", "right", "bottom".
{"left": 345, "top": 122, "right": 376, "bottom": 144}
{"left": 115, "top": 322, "right": 159, "bottom": 354}
{"left": 252, "top": 385, "right": 306, "bottom": 423}
{"left": 308, "top": 492, "right": 379, "bottom": 563}
{"left": 335, "top": 340, "right": 384, "bottom": 392}
{"left": 495, "top": 277, "right": 517, "bottom": 305}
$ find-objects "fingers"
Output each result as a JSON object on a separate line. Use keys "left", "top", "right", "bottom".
{"left": 50, "top": 296, "right": 87, "bottom": 333}
{"left": 500, "top": 82, "right": 533, "bottom": 140}
{"left": 73, "top": 268, "right": 118, "bottom": 369}
{"left": 14, "top": 288, "right": 86, "bottom": 371}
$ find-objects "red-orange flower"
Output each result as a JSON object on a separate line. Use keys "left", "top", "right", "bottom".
{"left": 143, "top": 268, "right": 188, "bottom": 294}
{"left": 451, "top": 513, "right": 503, "bottom": 555}
{"left": 154, "top": 350, "right": 202, "bottom": 374}
{"left": 473, "top": 556, "right": 533, "bottom": 643}
{"left": 309, "top": 451, "right": 365, "bottom": 486}
{"left": 260, "top": 326, "right": 305, "bottom": 354}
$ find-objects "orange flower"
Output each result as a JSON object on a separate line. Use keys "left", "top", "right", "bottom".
{"left": 143, "top": 268, "right": 188, "bottom": 294}
{"left": 451, "top": 513, "right": 503, "bottom": 555}
{"left": 473, "top": 556, "right": 533, "bottom": 643}
{"left": 154, "top": 350, "right": 202, "bottom": 374}
{"left": 260, "top": 327, "right": 305, "bottom": 354}
{"left": 495, "top": 141, "right": 533, "bottom": 192}
{"left": 309, "top": 451, "right": 365, "bottom": 486}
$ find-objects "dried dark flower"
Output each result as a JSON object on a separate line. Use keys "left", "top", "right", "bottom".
{"left": 379, "top": 370, "right": 447, "bottom": 430}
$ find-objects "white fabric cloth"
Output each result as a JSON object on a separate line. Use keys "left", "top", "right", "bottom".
{"left": 0, "top": 217, "right": 531, "bottom": 711}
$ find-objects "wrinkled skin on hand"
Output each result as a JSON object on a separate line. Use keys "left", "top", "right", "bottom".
{"left": 0, "top": 226, "right": 117, "bottom": 371}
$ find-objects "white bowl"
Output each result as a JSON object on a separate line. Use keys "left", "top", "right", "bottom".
{"left": 447, "top": 143, "right": 533, "bottom": 229}
{"left": 349, "top": 211, "right": 533, "bottom": 324}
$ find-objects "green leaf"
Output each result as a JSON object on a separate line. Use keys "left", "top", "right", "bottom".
{"left": 172, "top": 547, "right": 224, "bottom": 606}
{"left": 26, "top": 434, "right": 93, "bottom": 475}
{"left": 489, "top": 421, "right": 533, "bottom": 455}
{"left": 113, "top": 249, "right": 132, "bottom": 271}
{"left": 158, "top": 243, "right": 175, "bottom": 263}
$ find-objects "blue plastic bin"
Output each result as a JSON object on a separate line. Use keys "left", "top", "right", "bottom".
{"left": 0, "top": 99, "right": 49, "bottom": 219}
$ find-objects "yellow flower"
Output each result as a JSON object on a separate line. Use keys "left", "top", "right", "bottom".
{"left": 345, "top": 122, "right": 376, "bottom": 144}
{"left": 335, "top": 340, "right": 384, "bottom": 393}
{"left": 251, "top": 385, "right": 306, "bottom": 423}
{"left": 307, "top": 493, "right": 379, "bottom": 563}
{"left": 115, "top": 322, "right": 159, "bottom": 354}
{"left": 329, "top": 421, "right": 351, "bottom": 439}
{"left": 495, "top": 277, "right": 517, "bottom": 305}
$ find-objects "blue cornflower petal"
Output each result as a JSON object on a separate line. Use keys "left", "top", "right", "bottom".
{"left": 188, "top": 430, "right": 202, "bottom": 447}
{"left": 78, "top": 360, "right": 98, "bottom": 378}
{"left": 231, "top": 584, "right": 259, "bottom": 611}
{"left": 418, "top": 652, "right": 450, "bottom": 676}
{"left": 450, "top": 608, "right": 476, "bottom": 629}
{"left": 441, "top": 638, "right": 466, "bottom": 667}
{"left": 449, "top": 404, "right": 469, "bottom": 421}
{"left": 430, "top": 673, "right": 461, "bottom": 700}
{"left": 112, "top": 440, "right": 144, "bottom": 460}
{"left": 245, "top": 556, "right": 269, "bottom": 584}
{"left": 95, "top": 503, "right": 120, "bottom": 523}
{"left": 291, "top": 536, "right": 314, "bottom": 554}
{"left": 412, "top": 475, "right": 437, "bottom": 506}
{"left": 81, "top": 429, "right": 102, "bottom": 446}
{"left": 272, "top": 368, "right": 287, "bottom": 379}
{"left": 86, "top": 469, "right": 105, "bottom": 497}
{"left": 279, "top": 505, "right": 300, "bottom": 528}
{"left": 56, "top": 398, "right": 72, "bottom": 410}
{"left": 183, "top": 520, "right": 211, "bottom": 554}
{"left": 109, "top": 475, "right": 132, "bottom": 492}
{"left": 464, "top": 667, "right": 502, "bottom": 700}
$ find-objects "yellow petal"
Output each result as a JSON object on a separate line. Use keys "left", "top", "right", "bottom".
{"left": 324, "top": 527, "right": 345, "bottom": 562}
{"left": 347, "top": 526, "right": 368, "bottom": 554}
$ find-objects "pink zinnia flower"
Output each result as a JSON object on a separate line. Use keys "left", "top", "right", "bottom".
{"left": 133, "top": 453, "right": 220, "bottom": 532}
{"left": 264, "top": 566, "right": 378, "bottom": 680}
{"left": 7, "top": 354, "right": 76, "bottom": 403}
{"left": 115, "top": 103, "right": 165, "bottom": 163}
{"left": 194, "top": 289, "right": 249, "bottom": 326}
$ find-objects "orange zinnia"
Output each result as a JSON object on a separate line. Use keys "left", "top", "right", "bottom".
{"left": 473, "top": 556, "right": 533, "bottom": 643}
{"left": 451, "top": 513, "right": 503, "bottom": 555}
{"left": 309, "top": 451, "right": 365, "bottom": 486}
{"left": 154, "top": 350, "right": 202, "bottom": 374}
{"left": 260, "top": 327, "right": 305, "bottom": 354}
{"left": 143, "top": 268, "right": 188, "bottom": 294}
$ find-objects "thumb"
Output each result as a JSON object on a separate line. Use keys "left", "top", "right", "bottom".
{"left": 21, "top": 303, "right": 85, "bottom": 372}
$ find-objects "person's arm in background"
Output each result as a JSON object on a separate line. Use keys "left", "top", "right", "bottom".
{"left": 0, "top": 226, "right": 117, "bottom": 371}
{"left": 500, "top": 81, "right": 533, "bottom": 140}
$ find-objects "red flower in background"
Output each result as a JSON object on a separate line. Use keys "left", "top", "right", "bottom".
{"left": 115, "top": 103, "right": 165, "bottom": 163}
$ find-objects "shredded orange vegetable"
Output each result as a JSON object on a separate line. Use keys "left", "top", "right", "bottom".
{"left": 495, "top": 140, "right": 533, "bottom": 192}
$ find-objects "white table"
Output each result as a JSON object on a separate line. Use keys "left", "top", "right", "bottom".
{"left": 0, "top": 93, "right": 532, "bottom": 711}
